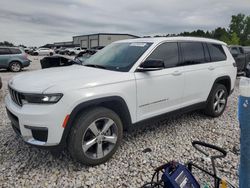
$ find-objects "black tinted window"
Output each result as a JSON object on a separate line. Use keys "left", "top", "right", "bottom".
{"left": 181, "top": 42, "right": 205, "bottom": 65}
{"left": 147, "top": 42, "right": 179, "bottom": 68}
{"left": 207, "top": 43, "right": 226, "bottom": 62}
{"left": 9, "top": 48, "right": 22, "bottom": 54}
{"left": 0, "top": 48, "right": 11, "bottom": 55}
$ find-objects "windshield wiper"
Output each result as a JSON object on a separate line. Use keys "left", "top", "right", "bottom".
{"left": 84, "top": 64, "right": 106, "bottom": 69}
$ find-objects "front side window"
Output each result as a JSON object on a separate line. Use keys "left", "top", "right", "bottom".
{"left": 84, "top": 42, "right": 152, "bottom": 72}
{"left": 180, "top": 42, "right": 205, "bottom": 65}
{"left": 0, "top": 48, "right": 11, "bottom": 55}
{"left": 207, "top": 43, "right": 226, "bottom": 62}
{"left": 146, "top": 42, "right": 179, "bottom": 68}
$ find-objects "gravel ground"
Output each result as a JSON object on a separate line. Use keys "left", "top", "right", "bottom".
{"left": 0, "top": 56, "right": 240, "bottom": 187}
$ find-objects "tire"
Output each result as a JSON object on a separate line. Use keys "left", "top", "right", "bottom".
{"left": 9, "top": 61, "right": 22, "bottom": 72}
{"left": 204, "top": 84, "right": 228, "bottom": 117}
{"left": 68, "top": 107, "right": 123, "bottom": 165}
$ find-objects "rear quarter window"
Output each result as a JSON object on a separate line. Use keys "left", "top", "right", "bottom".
{"left": 207, "top": 43, "right": 226, "bottom": 62}
{"left": 9, "top": 48, "right": 22, "bottom": 54}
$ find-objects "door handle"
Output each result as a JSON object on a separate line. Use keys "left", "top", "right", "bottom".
{"left": 208, "top": 66, "right": 215, "bottom": 71}
{"left": 172, "top": 71, "right": 182, "bottom": 76}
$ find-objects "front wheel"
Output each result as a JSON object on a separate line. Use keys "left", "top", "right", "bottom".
{"left": 204, "top": 84, "right": 228, "bottom": 117}
{"left": 9, "top": 61, "right": 22, "bottom": 72}
{"left": 68, "top": 107, "right": 123, "bottom": 165}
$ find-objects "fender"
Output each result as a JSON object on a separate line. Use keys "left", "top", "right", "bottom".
{"left": 207, "top": 76, "right": 232, "bottom": 102}
{"left": 58, "top": 96, "right": 132, "bottom": 148}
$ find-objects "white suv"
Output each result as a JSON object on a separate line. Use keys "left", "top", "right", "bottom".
{"left": 33, "top": 48, "right": 54, "bottom": 56}
{"left": 5, "top": 37, "right": 237, "bottom": 165}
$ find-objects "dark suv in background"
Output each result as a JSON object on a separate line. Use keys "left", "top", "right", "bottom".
{"left": 0, "top": 47, "right": 31, "bottom": 72}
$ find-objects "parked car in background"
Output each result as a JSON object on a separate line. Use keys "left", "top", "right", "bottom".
{"left": 58, "top": 47, "right": 68, "bottom": 55}
{"left": 67, "top": 47, "right": 84, "bottom": 55}
{"left": 229, "top": 45, "right": 250, "bottom": 73}
{"left": 74, "top": 49, "right": 97, "bottom": 64}
{"left": 243, "top": 46, "right": 250, "bottom": 53}
{"left": 246, "top": 62, "right": 250, "bottom": 78}
{"left": 40, "top": 55, "right": 74, "bottom": 69}
{"left": 33, "top": 48, "right": 54, "bottom": 56}
{"left": 0, "top": 47, "right": 31, "bottom": 72}
{"left": 5, "top": 37, "right": 236, "bottom": 165}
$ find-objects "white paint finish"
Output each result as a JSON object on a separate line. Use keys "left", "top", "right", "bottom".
{"left": 135, "top": 66, "right": 185, "bottom": 121}
{"left": 5, "top": 37, "right": 237, "bottom": 147}
{"left": 33, "top": 48, "right": 54, "bottom": 55}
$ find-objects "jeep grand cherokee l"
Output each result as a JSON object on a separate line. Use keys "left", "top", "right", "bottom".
{"left": 5, "top": 37, "right": 237, "bottom": 165}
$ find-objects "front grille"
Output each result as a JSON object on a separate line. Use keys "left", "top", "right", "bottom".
{"left": 8, "top": 86, "right": 23, "bottom": 106}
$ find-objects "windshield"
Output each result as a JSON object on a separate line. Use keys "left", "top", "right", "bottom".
{"left": 84, "top": 42, "right": 152, "bottom": 72}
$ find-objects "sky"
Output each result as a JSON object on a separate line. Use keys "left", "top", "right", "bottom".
{"left": 0, "top": 0, "right": 250, "bottom": 47}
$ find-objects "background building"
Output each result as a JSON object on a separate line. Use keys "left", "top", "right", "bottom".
{"left": 53, "top": 41, "right": 75, "bottom": 48}
{"left": 73, "top": 33, "right": 139, "bottom": 49}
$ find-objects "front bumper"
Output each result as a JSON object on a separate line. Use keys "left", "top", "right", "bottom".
{"left": 5, "top": 94, "right": 67, "bottom": 147}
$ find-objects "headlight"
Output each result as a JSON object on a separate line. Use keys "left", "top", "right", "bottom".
{"left": 22, "top": 93, "right": 63, "bottom": 104}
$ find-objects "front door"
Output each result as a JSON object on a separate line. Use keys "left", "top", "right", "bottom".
{"left": 135, "top": 42, "right": 184, "bottom": 121}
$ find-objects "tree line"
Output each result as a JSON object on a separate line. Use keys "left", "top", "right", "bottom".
{"left": 152, "top": 13, "right": 250, "bottom": 46}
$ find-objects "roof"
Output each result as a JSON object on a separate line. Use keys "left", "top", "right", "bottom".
{"left": 73, "top": 33, "right": 139, "bottom": 38}
{"left": 0, "top": 46, "right": 20, "bottom": 49}
{"left": 116, "top": 36, "right": 227, "bottom": 45}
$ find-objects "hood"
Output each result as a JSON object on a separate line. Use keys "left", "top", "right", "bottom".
{"left": 9, "top": 65, "right": 134, "bottom": 93}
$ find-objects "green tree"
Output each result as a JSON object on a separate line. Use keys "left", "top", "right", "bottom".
{"left": 242, "top": 16, "right": 250, "bottom": 45}
{"left": 229, "top": 13, "right": 245, "bottom": 36}
{"left": 229, "top": 32, "right": 240, "bottom": 45}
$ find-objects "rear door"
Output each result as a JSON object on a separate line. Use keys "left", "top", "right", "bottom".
{"left": 0, "top": 48, "right": 11, "bottom": 68}
{"left": 135, "top": 42, "right": 185, "bottom": 121}
{"left": 180, "top": 42, "right": 214, "bottom": 106}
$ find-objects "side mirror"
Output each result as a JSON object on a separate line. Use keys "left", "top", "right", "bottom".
{"left": 137, "top": 59, "right": 165, "bottom": 72}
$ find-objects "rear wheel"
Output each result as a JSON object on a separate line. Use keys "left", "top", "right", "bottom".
{"left": 68, "top": 107, "right": 123, "bottom": 165}
{"left": 9, "top": 61, "right": 22, "bottom": 72}
{"left": 204, "top": 84, "right": 228, "bottom": 117}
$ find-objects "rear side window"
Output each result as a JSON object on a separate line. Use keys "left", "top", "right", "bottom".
{"left": 9, "top": 48, "right": 22, "bottom": 54}
{"left": 207, "top": 43, "right": 226, "bottom": 62}
{"left": 147, "top": 42, "right": 179, "bottom": 68}
{"left": 180, "top": 42, "right": 205, "bottom": 65}
{"left": 0, "top": 48, "right": 11, "bottom": 55}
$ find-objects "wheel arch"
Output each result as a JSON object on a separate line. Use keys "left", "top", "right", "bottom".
{"left": 8, "top": 60, "right": 22, "bottom": 68}
{"left": 60, "top": 96, "right": 132, "bottom": 147}
{"left": 208, "top": 76, "right": 231, "bottom": 101}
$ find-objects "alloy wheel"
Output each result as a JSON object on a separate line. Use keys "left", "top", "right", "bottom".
{"left": 11, "top": 62, "right": 21, "bottom": 72}
{"left": 213, "top": 89, "right": 226, "bottom": 114}
{"left": 82, "top": 117, "right": 118, "bottom": 159}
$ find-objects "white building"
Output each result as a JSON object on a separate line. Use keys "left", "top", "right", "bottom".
{"left": 73, "top": 33, "right": 139, "bottom": 49}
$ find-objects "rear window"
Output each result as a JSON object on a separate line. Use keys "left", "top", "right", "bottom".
{"left": 9, "top": 48, "right": 22, "bottom": 54}
{"left": 180, "top": 42, "right": 205, "bottom": 65}
{"left": 207, "top": 43, "right": 226, "bottom": 62}
{"left": 0, "top": 48, "right": 11, "bottom": 55}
